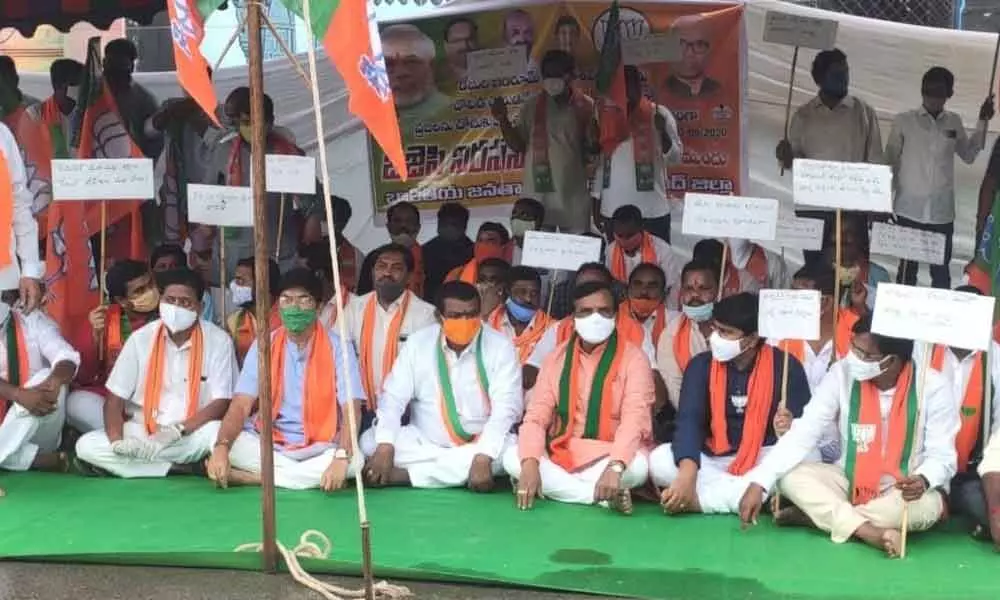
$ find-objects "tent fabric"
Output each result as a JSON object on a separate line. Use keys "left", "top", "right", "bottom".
{"left": 0, "top": 0, "right": 168, "bottom": 36}
{"left": 16, "top": 0, "right": 1000, "bottom": 281}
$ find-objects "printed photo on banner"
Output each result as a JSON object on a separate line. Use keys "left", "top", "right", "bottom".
{"left": 368, "top": 2, "right": 746, "bottom": 216}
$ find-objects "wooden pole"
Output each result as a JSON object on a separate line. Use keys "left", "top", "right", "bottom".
{"left": 981, "top": 33, "right": 1000, "bottom": 140}
{"left": 901, "top": 344, "right": 932, "bottom": 559}
{"left": 985, "top": 344, "right": 994, "bottom": 451}
{"left": 717, "top": 243, "right": 728, "bottom": 301}
{"left": 97, "top": 199, "right": 108, "bottom": 362}
{"left": 219, "top": 227, "right": 228, "bottom": 321}
{"left": 247, "top": 0, "right": 278, "bottom": 574}
{"left": 275, "top": 194, "right": 286, "bottom": 260}
{"left": 779, "top": 350, "right": 789, "bottom": 411}
{"left": 780, "top": 46, "right": 799, "bottom": 177}
{"left": 833, "top": 210, "right": 842, "bottom": 344}
{"left": 545, "top": 269, "right": 559, "bottom": 316}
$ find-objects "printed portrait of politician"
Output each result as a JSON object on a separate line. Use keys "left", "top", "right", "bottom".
{"left": 441, "top": 17, "right": 479, "bottom": 89}
{"left": 663, "top": 14, "right": 722, "bottom": 99}
{"left": 383, "top": 24, "right": 453, "bottom": 132}
{"left": 503, "top": 9, "right": 539, "bottom": 78}
{"left": 552, "top": 15, "right": 594, "bottom": 75}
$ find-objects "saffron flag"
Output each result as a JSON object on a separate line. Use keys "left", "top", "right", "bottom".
{"left": 594, "top": 0, "right": 629, "bottom": 155}
{"left": 166, "top": 0, "right": 220, "bottom": 128}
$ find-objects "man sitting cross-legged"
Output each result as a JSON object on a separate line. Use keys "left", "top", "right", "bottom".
{"left": 363, "top": 281, "right": 523, "bottom": 490}
{"left": 504, "top": 281, "right": 654, "bottom": 514}
{"left": 206, "top": 268, "right": 365, "bottom": 491}
{"left": 0, "top": 292, "right": 80, "bottom": 473}
{"left": 649, "top": 292, "right": 810, "bottom": 515}
{"left": 739, "top": 316, "right": 958, "bottom": 558}
{"left": 76, "top": 269, "right": 237, "bottom": 477}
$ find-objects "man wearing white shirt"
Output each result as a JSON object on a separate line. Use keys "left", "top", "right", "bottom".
{"left": 0, "top": 300, "right": 80, "bottom": 473}
{"left": 0, "top": 122, "right": 44, "bottom": 314}
{"left": 594, "top": 66, "right": 682, "bottom": 243}
{"left": 605, "top": 205, "right": 682, "bottom": 303}
{"left": 76, "top": 269, "right": 237, "bottom": 478}
{"left": 886, "top": 67, "right": 994, "bottom": 289}
{"left": 364, "top": 281, "right": 523, "bottom": 490}
{"left": 339, "top": 244, "right": 436, "bottom": 429}
{"left": 739, "top": 316, "right": 958, "bottom": 558}
{"left": 718, "top": 238, "right": 789, "bottom": 298}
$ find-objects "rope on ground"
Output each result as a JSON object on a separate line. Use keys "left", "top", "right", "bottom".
{"left": 235, "top": 530, "right": 412, "bottom": 599}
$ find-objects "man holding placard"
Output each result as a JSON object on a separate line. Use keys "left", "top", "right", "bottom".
{"left": 651, "top": 293, "right": 810, "bottom": 514}
{"left": 886, "top": 67, "right": 994, "bottom": 290}
{"left": 605, "top": 205, "right": 682, "bottom": 303}
{"left": 594, "top": 67, "right": 682, "bottom": 243}
{"left": 657, "top": 259, "right": 718, "bottom": 409}
{"left": 739, "top": 316, "right": 957, "bottom": 558}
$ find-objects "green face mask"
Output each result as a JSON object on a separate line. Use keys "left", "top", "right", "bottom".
{"left": 279, "top": 306, "right": 317, "bottom": 334}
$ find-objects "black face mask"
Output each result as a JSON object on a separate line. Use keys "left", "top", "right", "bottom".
{"left": 375, "top": 280, "right": 406, "bottom": 303}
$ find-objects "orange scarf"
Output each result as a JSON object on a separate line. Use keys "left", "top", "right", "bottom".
{"left": 142, "top": 324, "right": 204, "bottom": 435}
{"left": 547, "top": 333, "right": 625, "bottom": 471}
{"left": 931, "top": 346, "right": 984, "bottom": 473}
{"left": 673, "top": 315, "right": 695, "bottom": 372}
{"left": 616, "top": 300, "right": 665, "bottom": 351}
{"left": 0, "top": 316, "right": 30, "bottom": 422}
{"left": 262, "top": 327, "right": 339, "bottom": 448}
{"left": 358, "top": 292, "right": 412, "bottom": 409}
{"left": 706, "top": 345, "right": 776, "bottom": 475}
{"left": 487, "top": 305, "right": 552, "bottom": 363}
{"left": 555, "top": 318, "right": 575, "bottom": 346}
{"left": 779, "top": 308, "right": 859, "bottom": 365}
{"left": 846, "top": 363, "right": 917, "bottom": 505}
{"left": 408, "top": 244, "right": 425, "bottom": 297}
{"left": 449, "top": 242, "right": 511, "bottom": 284}
{"left": 722, "top": 244, "right": 768, "bottom": 297}
{"left": 610, "top": 232, "right": 657, "bottom": 283}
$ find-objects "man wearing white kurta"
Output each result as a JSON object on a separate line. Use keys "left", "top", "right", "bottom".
{"left": 0, "top": 305, "right": 80, "bottom": 472}
{"left": 364, "top": 281, "right": 523, "bottom": 489}
{"left": 739, "top": 318, "right": 958, "bottom": 558}
{"left": 0, "top": 122, "right": 44, "bottom": 313}
{"left": 76, "top": 270, "right": 236, "bottom": 477}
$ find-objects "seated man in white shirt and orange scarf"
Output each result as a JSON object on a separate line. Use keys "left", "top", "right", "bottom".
{"left": 605, "top": 205, "right": 681, "bottom": 308}
{"left": 739, "top": 316, "right": 958, "bottom": 558}
{"left": 692, "top": 238, "right": 788, "bottom": 298}
{"left": 225, "top": 256, "right": 281, "bottom": 367}
{"left": 75, "top": 269, "right": 237, "bottom": 477}
{"left": 363, "top": 281, "right": 523, "bottom": 490}
{"left": 486, "top": 266, "right": 552, "bottom": 371}
{"left": 207, "top": 268, "right": 366, "bottom": 491}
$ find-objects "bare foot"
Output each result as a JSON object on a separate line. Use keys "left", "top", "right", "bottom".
{"left": 856, "top": 523, "right": 902, "bottom": 558}
{"left": 227, "top": 468, "right": 262, "bottom": 486}
{"left": 774, "top": 506, "right": 813, "bottom": 528}
{"left": 659, "top": 488, "right": 700, "bottom": 515}
{"left": 609, "top": 489, "right": 633, "bottom": 516}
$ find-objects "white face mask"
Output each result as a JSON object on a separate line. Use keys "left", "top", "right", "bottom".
{"left": 542, "top": 77, "right": 566, "bottom": 97}
{"left": 229, "top": 280, "right": 253, "bottom": 306}
{"left": 159, "top": 302, "right": 199, "bottom": 334}
{"left": 845, "top": 351, "right": 887, "bottom": 382}
{"left": 574, "top": 312, "right": 615, "bottom": 344}
{"left": 709, "top": 331, "right": 744, "bottom": 362}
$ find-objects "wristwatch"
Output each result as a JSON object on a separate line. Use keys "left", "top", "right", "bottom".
{"left": 608, "top": 460, "right": 626, "bottom": 474}
{"left": 334, "top": 448, "right": 350, "bottom": 460}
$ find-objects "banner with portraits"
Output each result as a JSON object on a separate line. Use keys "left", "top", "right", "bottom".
{"left": 369, "top": 1, "right": 746, "bottom": 216}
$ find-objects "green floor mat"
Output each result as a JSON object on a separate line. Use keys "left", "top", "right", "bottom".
{"left": 0, "top": 472, "right": 997, "bottom": 600}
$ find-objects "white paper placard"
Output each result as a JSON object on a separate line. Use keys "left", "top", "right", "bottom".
{"left": 793, "top": 159, "right": 893, "bottom": 213}
{"left": 521, "top": 231, "right": 602, "bottom": 272}
{"left": 264, "top": 155, "right": 316, "bottom": 195}
{"left": 872, "top": 284, "right": 995, "bottom": 351}
{"left": 622, "top": 33, "right": 681, "bottom": 65}
{"left": 681, "top": 193, "right": 779, "bottom": 241}
{"left": 774, "top": 216, "right": 825, "bottom": 251}
{"left": 467, "top": 46, "right": 527, "bottom": 81}
{"left": 870, "top": 222, "right": 947, "bottom": 265}
{"left": 763, "top": 10, "right": 839, "bottom": 50}
{"left": 759, "top": 289, "right": 821, "bottom": 341}
{"left": 187, "top": 184, "right": 254, "bottom": 228}
{"left": 51, "top": 158, "right": 154, "bottom": 201}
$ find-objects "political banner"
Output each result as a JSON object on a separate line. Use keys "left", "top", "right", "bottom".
{"left": 369, "top": 2, "right": 746, "bottom": 215}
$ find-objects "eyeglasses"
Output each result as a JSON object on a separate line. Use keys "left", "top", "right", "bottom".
{"left": 278, "top": 293, "right": 317, "bottom": 309}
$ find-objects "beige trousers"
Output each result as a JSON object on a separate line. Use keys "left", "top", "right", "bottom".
{"left": 778, "top": 462, "right": 944, "bottom": 543}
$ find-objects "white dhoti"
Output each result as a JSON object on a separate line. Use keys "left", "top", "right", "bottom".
{"left": 228, "top": 430, "right": 359, "bottom": 490}
{"left": 361, "top": 425, "right": 514, "bottom": 489}
{"left": 501, "top": 447, "right": 648, "bottom": 506}
{"left": 0, "top": 369, "right": 66, "bottom": 471}
{"left": 649, "top": 443, "right": 773, "bottom": 514}
{"left": 778, "top": 462, "right": 944, "bottom": 543}
{"left": 65, "top": 389, "right": 106, "bottom": 433}
{"left": 75, "top": 420, "right": 220, "bottom": 478}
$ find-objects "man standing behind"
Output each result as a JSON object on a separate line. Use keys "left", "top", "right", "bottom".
{"left": 102, "top": 39, "right": 162, "bottom": 159}
{"left": 0, "top": 123, "right": 43, "bottom": 314}
{"left": 595, "top": 67, "right": 681, "bottom": 243}
{"left": 29, "top": 59, "right": 83, "bottom": 158}
{"left": 357, "top": 201, "right": 425, "bottom": 297}
{"left": 492, "top": 50, "right": 596, "bottom": 233}
{"left": 421, "top": 202, "right": 473, "bottom": 302}
{"left": 364, "top": 281, "right": 522, "bottom": 490}
{"left": 887, "top": 67, "right": 993, "bottom": 289}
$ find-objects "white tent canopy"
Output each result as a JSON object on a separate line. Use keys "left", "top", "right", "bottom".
{"left": 19, "top": 0, "right": 1000, "bottom": 281}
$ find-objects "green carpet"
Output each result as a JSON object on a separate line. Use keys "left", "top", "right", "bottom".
{"left": 0, "top": 472, "right": 997, "bottom": 600}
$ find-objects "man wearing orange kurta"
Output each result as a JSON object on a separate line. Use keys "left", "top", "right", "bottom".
{"left": 503, "top": 281, "right": 654, "bottom": 514}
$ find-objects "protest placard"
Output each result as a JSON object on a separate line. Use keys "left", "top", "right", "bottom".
{"left": 265, "top": 155, "right": 317, "bottom": 195}
{"left": 187, "top": 184, "right": 254, "bottom": 228}
{"left": 872, "top": 284, "right": 995, "bottom": 351}
{"left": 623, "top": 33, "right": 681, "bottom": 65}
{"left": 773, "top": 216, "right": 825, "bottom": 251}
{"left": 682, "top": 193, "right": 779, "bottom": 241}
{"left": 521, "top": 231, "right": 602, "bottom": 272}
{"left": 467, "top": 46, "right": 527, "bottom": 81}
{"left": 870, "top": 222, "right": 947, "bottom": 265}
{"left": 763, "top": 10, "right": 839, "bottom": 50}
{"left": 52, "top": 158, "right": 154, "bottom": 201}
{"left": 793, "top": 159, "right": 892, "bottom": 212}
{"left": 759, "top": 289, "right": 821, "bottom": 342}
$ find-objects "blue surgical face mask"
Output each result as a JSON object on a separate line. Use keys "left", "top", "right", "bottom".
{"left": 682, "top": 301, "right": 714, "bottom": 323}
{"left": 506, "top": 297, "right": 537, "bottom": 323}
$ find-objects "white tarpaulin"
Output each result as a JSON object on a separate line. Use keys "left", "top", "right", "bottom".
{"left": 18, "top": 0, "right": 1000, "bottom": 283}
